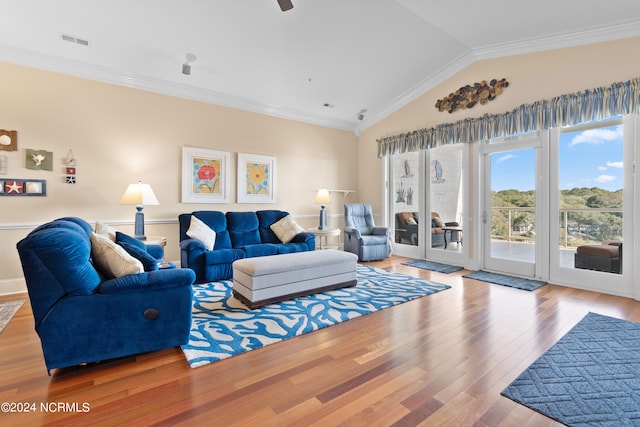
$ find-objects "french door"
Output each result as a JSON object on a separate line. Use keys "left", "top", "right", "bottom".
{"left": 387, "top": 144, "right": 467, "bottom": 264}
{"left": 480, "top": 133, "right": 547, "bottom": 279}
{"left": 549, "top": 117, "right": 634, "bottom": 296}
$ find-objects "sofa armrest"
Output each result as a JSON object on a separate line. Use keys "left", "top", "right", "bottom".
{"left": 98, "top": 269, "right": 196, "bottom": 294}
{"left": 344, "top": 227, "right": 362, "bottom": 239}
{"left": 291, "top": 231, "right": 315, "bottom": 244}
{"left": 145, "top": 244, "right": 164, "bottom": 260}
{"left": 180, "top": 238, "right": 206, "bottom": 254}
{"left": 372, "top": 226, "right": 389, "bottom": 236}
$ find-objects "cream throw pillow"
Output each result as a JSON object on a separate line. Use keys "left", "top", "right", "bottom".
{"left": 90, "top": 232, "right": 144, "bottom": 278}
{"left": 270, "top": 215, "right": 304, "bottom": 243}
{"left": 95, "top": 220, "right": 118, "bottom": 241}
{"left": 186, "top": 216, "right": 216, "bottom": 250}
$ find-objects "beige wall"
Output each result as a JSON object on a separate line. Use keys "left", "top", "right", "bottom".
{"left": 0, "top": 62, "right": 358, "bottom": 294}
{"left": 4, "top": 36, "right": 640, "bottom": 294}
{"left": 359, "top": 36, "right": 640, "bottom": 239}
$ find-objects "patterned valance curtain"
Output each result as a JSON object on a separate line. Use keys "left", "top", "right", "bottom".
{"left": 377, "top": 77, "right": 640, "bottom": 157}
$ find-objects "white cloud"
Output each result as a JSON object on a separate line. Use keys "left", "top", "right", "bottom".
{"left": 606, "top": 160, "right": 623, "bottom": 168}
{"left": 594, "top": 174, "right": 616, "bottom": 183}
{"left": 496, "top": 154, "right": 516, "bottom": 163}
{"left": 598, "top": 166, "right": 607, "bottom": 171}
{"left": 569, "top": 126, "right": 623, "bottom": 147}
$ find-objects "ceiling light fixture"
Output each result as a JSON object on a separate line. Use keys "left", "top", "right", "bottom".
{"left": 182, "top": 53, "right": 197, "bottom": 75}
{"left": 358, "top": 109, "right": 367, "bottom": 121}
{"left": 277, "top": 0, "right": 293, "bottom": 12}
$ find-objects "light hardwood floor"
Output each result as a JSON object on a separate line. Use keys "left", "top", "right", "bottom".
{"left": 2, "top": 256, "right": 640, "bottom": 427}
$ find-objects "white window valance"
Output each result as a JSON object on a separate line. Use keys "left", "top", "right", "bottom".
{"left": 377, "top": 77, "right": 639, "bottom": 157}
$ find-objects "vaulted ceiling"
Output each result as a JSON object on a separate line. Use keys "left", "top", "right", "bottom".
{"left": 2, "top": 0, "right": 640, "bottom": 134}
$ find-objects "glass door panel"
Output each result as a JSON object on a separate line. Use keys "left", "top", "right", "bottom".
{"left": 425, "top": 144, "right": 467, "bottom": 266}
{"left": 482, "top": 141, "right": 539, "bottom": 278}
{"left": 389, "top": 151, "right": 422, "bottom": 258}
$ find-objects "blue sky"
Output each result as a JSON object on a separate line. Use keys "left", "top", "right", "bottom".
{"left": 491, "top": 124, "right": 624, "bottom": 192}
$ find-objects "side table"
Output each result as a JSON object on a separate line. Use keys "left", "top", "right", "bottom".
{"left": 307, "top": 228, "right": 341, "bottom": 250}
{"left": 441, "top": 226, "right": 462, "bottom": 249}
{"left": 145, "top": 236, "right": 167, "bottom": 248}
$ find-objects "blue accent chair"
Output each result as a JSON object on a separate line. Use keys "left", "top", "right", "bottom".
{"left": 344, "top": 203, "right": 390, "bottom": 261}
{"left": 16, "top": 217, "right": 195, "bottom": 374}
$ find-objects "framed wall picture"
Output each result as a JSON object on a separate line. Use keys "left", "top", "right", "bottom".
{"left": 0, "top": 130, "right": 17, "bottom": 151}
{"left": 26, "top": 149, "right": 53, "bottom": 171}
{"left": 0, "top": 179, "right": 46, "bottom": 196}
{"left": 237, "top": 153, "right": 276, "bottom": 203}
{"left": 181, "top": 146, "right": 230, "bottom": 203}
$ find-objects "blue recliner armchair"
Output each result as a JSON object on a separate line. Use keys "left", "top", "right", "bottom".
{"left": 344, "top": 203, "right": 390, "bottom": 261}
{"left": 16, "top": 217, "right": 195, "bottom": 374}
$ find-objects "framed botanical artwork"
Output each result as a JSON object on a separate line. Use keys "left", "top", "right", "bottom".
{"left": 237, "top": 153, "right": 276, "bottom": 203}
{"left": 181, "top": 146, "right": 230, "bottom": 203}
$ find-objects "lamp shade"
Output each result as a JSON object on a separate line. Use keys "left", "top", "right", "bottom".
{"left": 119, "top": 182, "right": 159, "bottom": 206}
{"left": 314, "top": 188, "right": 331, "bottom": 205}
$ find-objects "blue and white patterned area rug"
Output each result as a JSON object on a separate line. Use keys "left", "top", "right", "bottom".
{"left": 502, "top": 312, "right": 640, "bottom": 426}
{"left": 181, "top": 265, "right": 451, "bottom": 368}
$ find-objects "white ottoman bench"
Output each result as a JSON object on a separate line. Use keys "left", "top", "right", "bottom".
{"left": 232, "top": 250, "right": 358, "bottom": 309}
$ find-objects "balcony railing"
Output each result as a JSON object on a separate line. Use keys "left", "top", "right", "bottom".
{"left": 491, "top": 207, "right": 623, "bottom": 247}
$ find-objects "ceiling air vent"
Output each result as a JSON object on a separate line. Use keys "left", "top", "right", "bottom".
{"left": 61, "top": 34, "right": 90, "bottom": 47}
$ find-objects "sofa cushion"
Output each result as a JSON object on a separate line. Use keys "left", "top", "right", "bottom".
{"left": 186, "top": 215, "right": 217, "bottom": 250}
{"left": 431, "top": 213, "right": 444, "bottom": 228}
{"left": 361, "top": 235, "right": 388, "bottom": 246}
{"left": 270, "top": 215, "right": 304, "bottom": 243}
{"left": 241, "top": 243, "right": 279, "bottom": 257}
{"left": 90, "top": 232, "right": 144, "bottom": 278}
{"left": 257, "top": 210, "right": 288, "bottom": 243}
{"left": 576, "top": 244, "right": 619, "bottom": 258}
{"left": 227, "top": 212, "right": 261, "bottom": 247}
{"left": 277, "top": 242, "right": 310, "bottom": 254}
{"left": 115, "top": 232, "right": 159, "bottom": 272}
{"left": 203, "top": 248, "right": 245, "bottom": 264}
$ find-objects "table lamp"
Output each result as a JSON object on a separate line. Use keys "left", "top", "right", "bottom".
{"left": 119, "top": 181, "right": 159, "bottom": 240}
{"left": 314, "top": 188, "right": 331, "bottom": 230}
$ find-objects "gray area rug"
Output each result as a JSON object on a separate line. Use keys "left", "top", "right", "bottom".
{"left": 0, "top": 300, "right": 24, "bottom": 334}
{"left": 462, "top": 270, "right": 546, "bottom": 291}
{"left": 402, "top": 259, "right": 463, "bottom": 274}
{"left": 502, "top": 312, "right": 640, "bottom": 426}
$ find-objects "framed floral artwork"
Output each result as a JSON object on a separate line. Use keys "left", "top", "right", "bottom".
{"left": 181, "top": 146, "right": 230, "bottom": 203}
{"left": 237, "top": 153, "right": 276, "bottom": 203}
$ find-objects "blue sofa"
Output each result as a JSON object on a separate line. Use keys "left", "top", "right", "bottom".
{"left": 16, "top": 217, "right": 195, "bottom": 374}
{"left": 179, "top": 210, "right": 316, "bottom": 283}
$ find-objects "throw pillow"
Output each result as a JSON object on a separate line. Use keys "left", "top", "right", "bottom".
{"left": 187, "top": 215, "right": 216, "bottom": 250}
{"left": 90, "top": 232, "right": 144, "bottom": 278}
{"left": 115, "top": 231, "right": 158, "bottom": 272}
{"left": 95, "top": 220, "right": 118, "bottom": 241}
{"left": 270, "top": 215, "right": 304, "bottom": 243}
{"left": 406, "top": 216, "right": 417, "bottom": 225}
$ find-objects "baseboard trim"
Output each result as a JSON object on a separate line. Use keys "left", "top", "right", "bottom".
{"left": 0, "top": 278, "right": 27, "bottom": 296}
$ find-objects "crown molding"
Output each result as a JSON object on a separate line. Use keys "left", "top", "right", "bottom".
{"left": 472, "top": 20, "right": 640, "bottom": 60}
{"left": 356, "top": 22, "right": 640, "bottom": 134}
{"left": 357, "top": 50, "right": 475, "bottom": 134}
{"left": 0, "top": 44, "right": 358, "bottom": 133}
